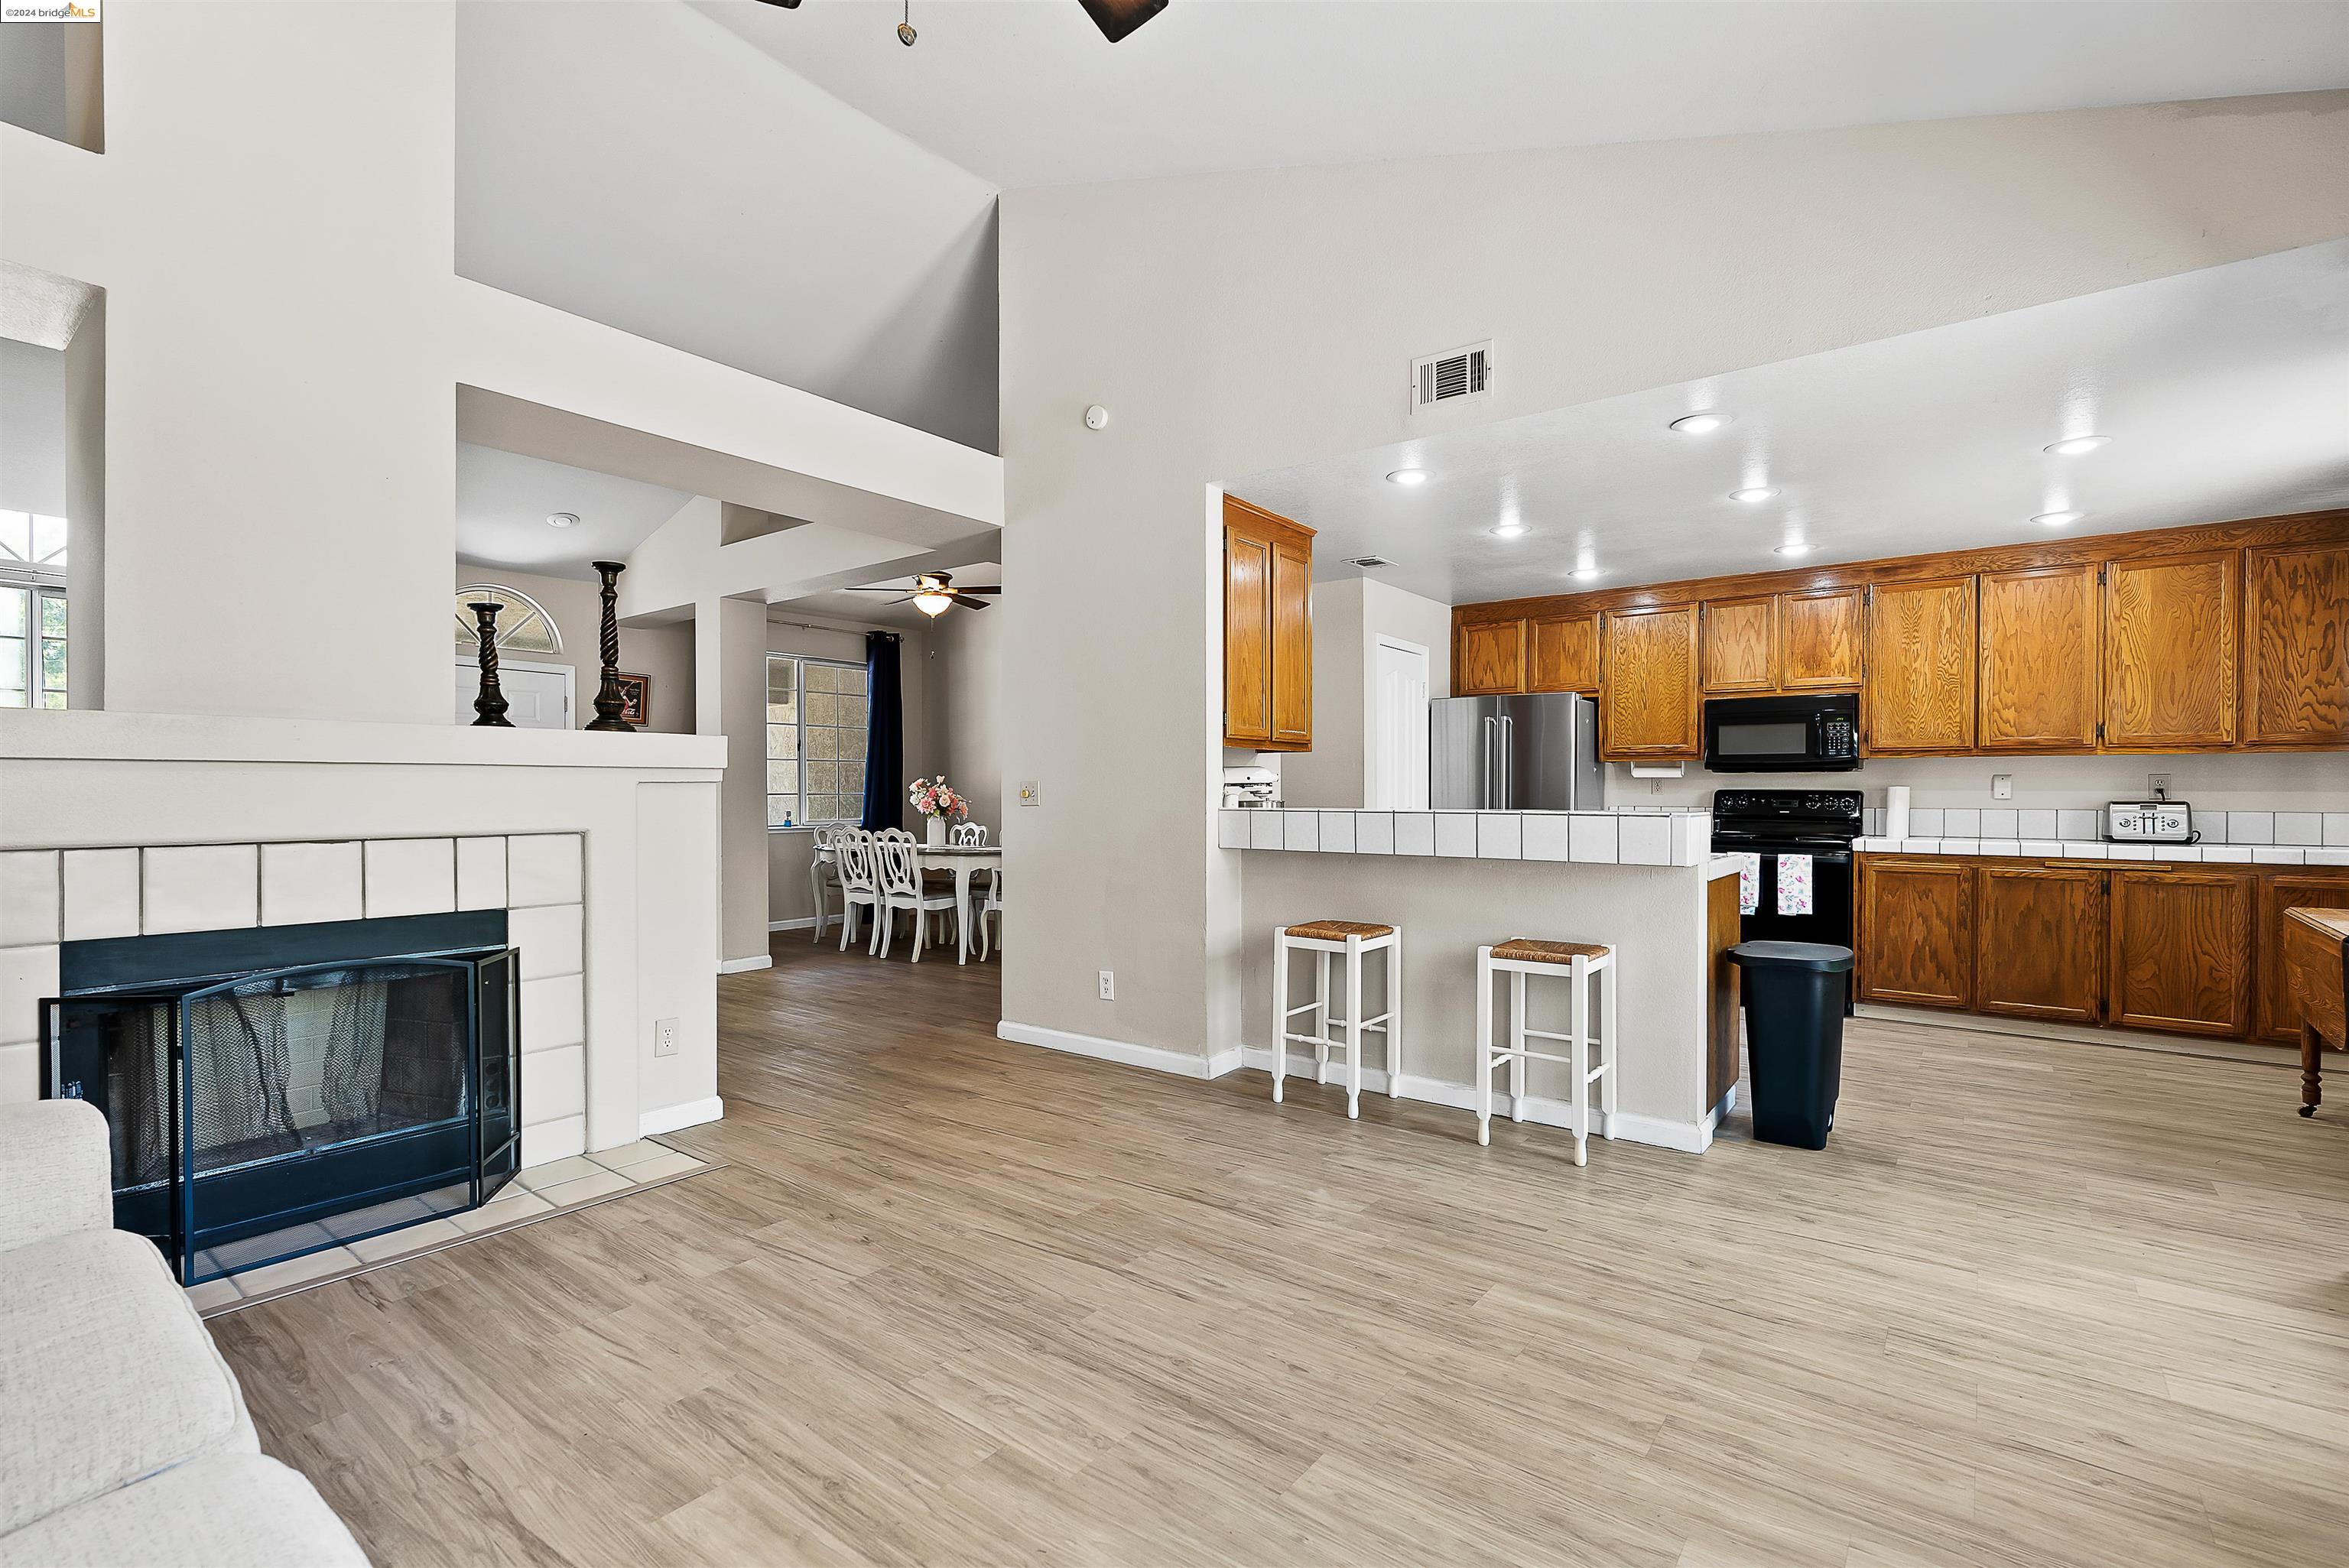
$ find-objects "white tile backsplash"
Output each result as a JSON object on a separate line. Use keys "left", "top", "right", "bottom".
{"left": 1980, "top": 808, "right": 2017, "bottom": 839}
{"left": 144, "top": 844, "right": 258, "bottom": 934}
{"left": 2226, "top": 810, "right": 2273, "bottom": 845}
{"left": 0, "top": 852, "right": 60, "bottom": 947}
{"left": 1942, "top": 808, "right": 1980, "bottom": 838}
{"left": 2275, "top": 812, "right": 2322, "bottom": 847}
{"left": 2326, "top": 813, "right": 2349, "bottom": 848}
{"left": 2195, "top": 811, "right": 2227, "bottom": 842}
{"left": 2056, "top": 810, "right": 2099, "bottom": 840}
{"left": 2016, "top": 808, "right": 2058, "bottom": 839}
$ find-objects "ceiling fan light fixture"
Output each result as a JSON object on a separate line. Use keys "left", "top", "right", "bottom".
{"left": 1079, "top": 0, "right": 1169, "bottom": 44}
{"left": 913, "top": 592, "right": 954, "bottom": 616}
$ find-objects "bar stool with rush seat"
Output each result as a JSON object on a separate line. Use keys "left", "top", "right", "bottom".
{"left": 1272, "top": 920, "right": 1403, "bottom": 1119}
{"left": 1475, "top": 938, "right": 1616, "bottom": 1164}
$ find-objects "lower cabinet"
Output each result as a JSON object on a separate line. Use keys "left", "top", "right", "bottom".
{"left": 1974, "top": 865, "right": 2104, "bottom": 1023}
{"left": 1856, "top": 858, "right": 1974, "bottom": 1009}
{"left": 1860, "top": 855, "right": 2345, "bottom": 1044}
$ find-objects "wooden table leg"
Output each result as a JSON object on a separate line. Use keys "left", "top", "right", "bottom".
{"left": 2302, "top": 1023, "right": 2324, "bottom": 1118}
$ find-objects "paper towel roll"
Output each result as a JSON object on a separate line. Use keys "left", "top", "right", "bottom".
{"left": 1885, "top": 785, "right": 1911, "bottom": 841}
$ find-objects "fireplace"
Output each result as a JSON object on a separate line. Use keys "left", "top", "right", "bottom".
{"left": 41, "top": 911, "right": 520, "bottom": 1284}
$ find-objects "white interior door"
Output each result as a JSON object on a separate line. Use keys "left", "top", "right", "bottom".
{"left": 1371, "top": 637, "right": 1431, "bottom": 809}
{"left": 453, "top": 659, "right": 573, "bottom": 730}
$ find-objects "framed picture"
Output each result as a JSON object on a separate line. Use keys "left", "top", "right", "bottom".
{"left": 615, "top": 672, "right": 651, "bottom": 727}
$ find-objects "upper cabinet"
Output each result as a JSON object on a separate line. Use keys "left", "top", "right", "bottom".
{"left": 2104, "top": 550, "right": 2237, "bottom": 751}
{"left": 1776, "top": 587, "right": 1863, "bottom": 691}
{"left": 1454, "top": 618, "right": 1525, "bottom": 696}
{"left": 1863, "top": 576, "right": 1976, "bottom": 755}
{"left": 1527, "top": 612, "right": 1599, "bottom": 693}
{"left": 1601, "top": 605, "right": 1701, "bottom": 759}
{"left": 1978, "top": 563, "right": 2099, "bottom": 753}
{"left": 1699, "top": 596, "right": 1777, "bottom": 693}
{"left": 2243, "top": 541, "right": 2349, "bottom": 748}
{"left": 1221, "top": 496, "right": 1314, "bottom": 752}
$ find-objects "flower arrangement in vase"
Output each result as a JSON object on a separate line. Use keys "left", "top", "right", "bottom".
{"left": 908, "top": 776, "right": 969, "bottom": 847}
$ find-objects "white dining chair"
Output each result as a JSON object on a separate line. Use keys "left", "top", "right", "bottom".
{"left": 809, "top": 823, "right": 847, "bottom": 943}
{"left": 973, "top": 868, "right": 1004, "bottom": 962}
{"left": 833, "top": 831, "right": 882, "bottom": 953}
{"left": 872, "top": 833, "right": 962, "bottom": 961}
{"left": 949, "top": 822, "right": 989, "bottom": 847}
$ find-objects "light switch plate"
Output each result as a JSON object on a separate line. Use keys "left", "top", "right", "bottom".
{"left": 1018, "top": 780, "right": 1041, "bottom": 807}
{"left": 654, "top": 1018, "right": 680, "bottom": 1057}
{"left": 1991, "top": 774, "right": 2013, "bottom": 800}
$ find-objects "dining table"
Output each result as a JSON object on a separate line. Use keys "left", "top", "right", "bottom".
{"left": 815, "top": 839, "right": 1002, "bottom": 964}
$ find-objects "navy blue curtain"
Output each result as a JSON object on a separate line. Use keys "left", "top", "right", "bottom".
{"left": 861, "top": 631, "right": 903, "bottom": 831}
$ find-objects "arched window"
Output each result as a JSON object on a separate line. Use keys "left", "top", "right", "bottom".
{"left": 453, "top": 584, "right": 561, "bottom": 654}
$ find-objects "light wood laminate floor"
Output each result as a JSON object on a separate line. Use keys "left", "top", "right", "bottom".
{"left": 214, "top": 940, "right": 2349, "bottom": 1566}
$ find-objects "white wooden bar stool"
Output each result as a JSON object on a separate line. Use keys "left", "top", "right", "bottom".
{"left": 1474, "top": 939, "right": 1616, "bottom": 1164}
{"left": 1272, "top": 920, "right": 1403, "bottom": 1120}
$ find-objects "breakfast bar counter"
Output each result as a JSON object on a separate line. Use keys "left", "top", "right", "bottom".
{"left": 1221, "top": 807, "right": 1742, "bottom": 1153}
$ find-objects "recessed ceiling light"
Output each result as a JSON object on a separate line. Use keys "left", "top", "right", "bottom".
{"left": 2033, "top": 511, "right": 2084, "bottom": 527}
{"left": 1386, "top": 469, "right": 1429, "bottom": 487}
{"left": 545, "top": 511, "right": 580, "bottom": 529}
{"left": 1730, "top": 487, "right": 1778, "bottom": 504}
{"left": 1570, "top": 566, "right": 1602, "bottom": 580}
{"left": 1490, "top": 522, "right": 1528, "bottom": 539}
{"left": 1670, "top": 412, "right": 1730, "bottom": 434}
{"left": 1773, "top": 542, "right": 1811, "bottom": 557}
{"left": 2045, "top": 436, "right": 2110, "bottom": 456}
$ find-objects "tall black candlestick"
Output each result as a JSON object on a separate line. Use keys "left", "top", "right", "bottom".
{"left": 469, "top": 602, "right": 513, "bottom": 727}
{"left": 586, "top": 560, "right": 636, "bottom": 732}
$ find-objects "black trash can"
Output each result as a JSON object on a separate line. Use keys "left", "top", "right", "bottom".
{"left": 1728, "top": 940, "right": 1855, "bottom": 1150}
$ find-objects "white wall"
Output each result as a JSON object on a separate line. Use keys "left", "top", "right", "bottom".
{"left": 935, "top": 600, "right": 1004, "bottom": 830}
{"left": 451, "top": 565, "right": 696, "bottom": 735}
{"left": 0, "top": 336, "right": 63, "bottom": 515}
{"left": 996, "top": 93, "right": 2349, "bottom": 1066}
{"left": 1285, "top": 576, "right": 1455, "bottom": 810}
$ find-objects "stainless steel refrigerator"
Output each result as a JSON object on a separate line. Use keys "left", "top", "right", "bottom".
{"left": 1429, "top": 693, "right": 1604, "bottom": 810}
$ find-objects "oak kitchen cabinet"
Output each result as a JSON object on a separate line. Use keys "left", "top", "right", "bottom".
{"left": 1977, "top": 563, "right": 2100, "bottom": 753}
{"left": 1600, "top": 604, "right": 1701, "bottom": 760}
{"left": 1855, "top": 857, "right": 1974, "bottom": 1010}
{"left": 2107, "top": 866, "right": 2254, "bottom": 1037}
{"left": 1776, "top": 586, "right": 1864, "bottom": 691}
{"left": 1222, "top": 496, "right": 1314, "bottom": 751}
{"left": 2103, "top": 550, "right": 2237, "bottom": 751}
{"left": 1699, "top": 596, "right": 1777, "bottom": 693}
{"left": 1862, "top": 576, "right": 1976, "bottom": 755}
{"left": 1527, "top": 612, "right": 1600, "bottom": 693}
{"left": 1454, "top": 618, "right": 1525, "bottom": 696}
{"left": 1973, "top": 863, "right": 2104, "bottom": 1023}
{"left": 2243, "top": 540, "right": 2349, "bottom": 748}
{"left": 2256, "top": 872, "right": 2349, "bottom": 1043}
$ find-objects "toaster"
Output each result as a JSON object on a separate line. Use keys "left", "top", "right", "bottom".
{"left": 2104, "top": 800, "right": 2195, "bottom": 843}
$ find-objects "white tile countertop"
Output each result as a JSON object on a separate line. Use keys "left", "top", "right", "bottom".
{"left": 1217, "top": 808, "right": 1715, "bottom": 867}
{"left": 1854, "top": 836, "right": 2349, "bottom": 866}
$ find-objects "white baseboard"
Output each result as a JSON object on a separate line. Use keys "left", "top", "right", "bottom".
{"left": 768, "top": 917, "right": 820, "bottom": 933}
{"left": 639, "top": 1096, "right": 724, "bottom": 1138}
{"left": 1205, "top": 1047, "right": 1246, "bottom": 1079}
{"left": 1235, "top": 1047, "right": 1708, "bottom": 1154}
{"left": 718, "top": 955, "right": 772, "bottom": 974}
{"left": 996, "top": 1020, "right": 1222, "bottom": 1079}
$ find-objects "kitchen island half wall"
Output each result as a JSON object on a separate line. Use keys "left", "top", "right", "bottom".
{"left": 1230, "top": 810, "right": 1740, "bottom": 1152}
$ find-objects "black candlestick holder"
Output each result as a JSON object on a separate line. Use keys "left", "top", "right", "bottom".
{"left": 468, "top": 602, "right": 513, "bottom": 727}
{"left": 586, "top": 560, "right": 636, "bottom": 732}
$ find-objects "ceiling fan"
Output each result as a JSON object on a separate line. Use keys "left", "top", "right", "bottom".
{"left": 843, "top": 571, "right": 1001, "bottom": 616}
{"left": 751, "top": 0, "right": 1168, "bottom": 47}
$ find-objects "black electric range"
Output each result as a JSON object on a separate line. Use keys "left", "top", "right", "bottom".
{"left": 1710, "top": 788, "right": 1863, "bottom": 952}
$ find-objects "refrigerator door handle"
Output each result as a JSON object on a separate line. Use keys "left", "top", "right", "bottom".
{"left": 1499, "top": 716, "right": 1514, "bottom": 810}
{"left": 1481, "top": 716, "right": 1497, "bottom": 810}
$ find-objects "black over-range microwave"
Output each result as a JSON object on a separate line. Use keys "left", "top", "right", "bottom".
{"left": 1702, "top": 693, "right": 1861, "bottom": 773}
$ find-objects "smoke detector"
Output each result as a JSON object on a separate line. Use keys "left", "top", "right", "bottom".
{"left": 545, "top": 511, "right": 580, "bottom": 530}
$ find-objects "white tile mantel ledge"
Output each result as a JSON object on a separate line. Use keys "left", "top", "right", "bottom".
{"left": 1217, "top": 807, "right": 1714, "bottom": 868}
{"left": 0, "top": 709, "right": 726, "bottom": 773}
{"left": 1854, "top": 836, "right": 2349, "bottom": 867}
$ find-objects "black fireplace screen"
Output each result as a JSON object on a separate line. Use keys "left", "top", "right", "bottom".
{"left": 44, "top": 917, "right": 517, "bottom": 1285}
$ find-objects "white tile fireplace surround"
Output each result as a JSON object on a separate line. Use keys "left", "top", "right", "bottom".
{"left": 0, "top": 712, "right": 728, "bottom": 1168}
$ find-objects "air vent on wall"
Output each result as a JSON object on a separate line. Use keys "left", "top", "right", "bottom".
{"left": 1411, "top": 340, "right": 1493, "bottom": 415}
{"left": 1347, "top": 555, "right": 1395, "bottom": 570}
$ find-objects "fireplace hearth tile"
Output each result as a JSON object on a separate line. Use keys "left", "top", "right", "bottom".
{"left": 456, "top": 836, "right": 508, "bottom": 911}
{"left": 450, "top": 1187, "right": 554, "bottom": 1232}
{"left": 232, "top": 1244, "right": 362, "bottom": 1297}
{"left": 144, "top": 844, "right": 258, "bottom": 933}
{"left": 62, "top": 848, "right": 141, "bottom": 940}
{"left": 599, "top": 1149, "right": 700, "bottom": 1183}
{"left": 346, "top": 1217, "right": 465, "bottom": 1264}
{"left": 586, "top": 1138, "right": 677, "bottom": 1169}
{"left": 363, "top": 839, "right": 456, "bottom": 919}
{"left": 507, "top": 834, "right": 583, "bottom": 908}
{"left": 260, "top": 841, "right": 362, "bottom": 927}
{"left": 0, "top": 852, "right": 59, "bottom": 946}
{"left": 531, "top": 1167, "right": 633, "bottom": 1208}
{"left": 517, "top": 1154, "right": 603, "bottom": 1189}
{"left": 186, "top": 1277, "right": 242, "bottom": 1313}
{"left": 510, "top": 904, "right": 583, "bottom": 981}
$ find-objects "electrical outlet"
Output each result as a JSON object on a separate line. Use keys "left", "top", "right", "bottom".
{"left": 1991, "top": 774, "right": 2013, "bottom": 800}
{"left": 1649, "top": 779, "right": 1663, "bottom": 795}
{"left": 2148, "top": 772, "right": 2173, "bottom": 799}
{"left": 1018, "top": 779, "right": 1041, "bottom": 807}
{"left": 1097, "top": 970, "right": 1114, "bottom": 1001}
{"left": 654, "top": 1017, "right": 680, "bottom": 1057}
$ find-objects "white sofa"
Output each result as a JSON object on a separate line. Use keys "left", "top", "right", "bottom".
{"left": 0, "top": 1100, "right": 369, "bottom": 1567}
